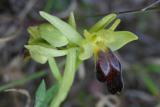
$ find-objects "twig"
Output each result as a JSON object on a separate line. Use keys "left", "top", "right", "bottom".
{"left": 142, "top": 0, "right": 160, "bottom": 11}
{"left": 117, "top": 6, "right": 160, "bottom": 15}
{"left": 89, "top": 1, "right": 160, "bottom": 17}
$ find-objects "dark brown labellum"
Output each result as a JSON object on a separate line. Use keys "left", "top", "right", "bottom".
{"left": 95, "top": 49, "right": 123, "bottom": 94}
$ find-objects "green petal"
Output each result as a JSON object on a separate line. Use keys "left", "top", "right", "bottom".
{"left": 97, "top": 30, "right": 138, "bottom": 51}
{"left": 109, "top": 19, "right": 121, "bottom": 31}
{"left": 25, "top": 45, "right": 67, "bottom": 58}
{"left": 89, "top": 13, "right": 117, "bottom": 32}
{"left": 39, "top": 11, "right": 83, "bottom": 45}
{"left": 38, "top": 24, "right": 69, "bottom": 47}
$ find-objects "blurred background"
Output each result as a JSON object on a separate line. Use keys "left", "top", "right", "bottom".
{"left": 0, "top": 0, "right": 160, "bottom": 107}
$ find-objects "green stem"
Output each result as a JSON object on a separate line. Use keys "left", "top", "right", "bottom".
{"left": 0, "top": 71, "right": 46, "bottom": 92}
{"left": 43, "top": 0, "right": 55, "bottom": 13}
{"left": 134, "top": 65, "right": 160, "bottom": 96}
{"left": 141, "top": 71, "right": 159, "bottom": 96}
{"left": 50, "top": 48, "right": 77, "bottom": 107}
{"left": 48, "top": 57, "right": 62, "bottom": 81}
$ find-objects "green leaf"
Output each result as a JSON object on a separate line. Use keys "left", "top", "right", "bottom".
{"left": 38, "top": 24, "right": 69, "bottom": 47}
{"left": 97, "top": 30, "right": 138, "bottom": 51}
{"left": 109, "top": 19, "right": 121, "bottom": 31}
{"left": 89, "top": 13, "right": 117, "bottom": 32}
{"left": 48, "top": 57, "right": 62, "bottom": 81}
{"left": 68, "top": 12, "right": 76, "bottom": 29}
{"left": 44, "top": 83, "right": 59, "bottom": 106}
{"left": 35, "top": 81, "right": 59, "bottom": 107}
{"left": 146, "top": 64, "right": 160, "bottom": 73}
{"left": 25, "top": 45, "right": 68, "bottom": 58}
{"left": 35, "top": 80, "right": 46, "bottom": 107}
{"left": 79, "top": 42, "right": 93, "bottom": 60}
{"left": 141, "top": 72, "right": 159, "bottom": 96}
{"left": 50, "top": 48, "right": 77, "bottom": 107}
{"left": 39, "top": 11, "right": 83, "bottom": 45}
{"left": 39, "top": 83, "right": 59, "bottom": 107}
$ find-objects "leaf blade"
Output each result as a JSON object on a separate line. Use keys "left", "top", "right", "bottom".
{"left": 35, "top": 80, "right": 46, "bottom": 107}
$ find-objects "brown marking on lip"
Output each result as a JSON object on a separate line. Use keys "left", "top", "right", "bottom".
{"left": 96, "top": 49, "right": 123, "bottom": 94}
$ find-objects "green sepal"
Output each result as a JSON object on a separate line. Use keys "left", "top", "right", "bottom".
{"left": 39, "top": 11, "right": 83, "bottom": 45}
{"left": 38, "top": 23, "right": 69, "bottom": 47}
{"left": 96, "top": 30, "right": 138, "bottom": 51}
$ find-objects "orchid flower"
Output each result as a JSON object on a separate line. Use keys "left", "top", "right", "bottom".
{"left": 25, "top": 11, "right": 138, "bottom": 107}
